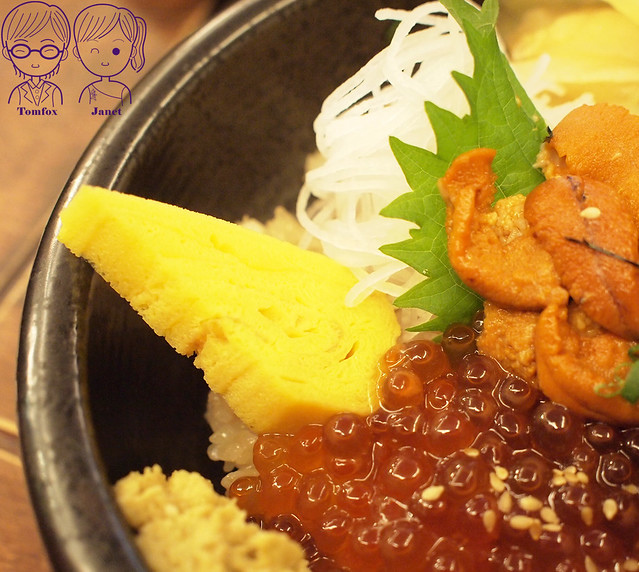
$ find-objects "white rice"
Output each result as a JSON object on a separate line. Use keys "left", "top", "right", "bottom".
{"left": 206, "top": 393, "right": 258, "bottom": 488}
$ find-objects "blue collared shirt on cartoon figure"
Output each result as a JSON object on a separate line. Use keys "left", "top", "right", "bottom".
{"left": 1, "top": 1, "right": 70, "bottom": 107}
{"left": 73, "top": 4, "right": 146, "bottom": 106}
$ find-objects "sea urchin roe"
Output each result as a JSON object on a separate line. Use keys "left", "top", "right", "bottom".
{"left": 229, "top": 335, "right": 639, "bottom": 572}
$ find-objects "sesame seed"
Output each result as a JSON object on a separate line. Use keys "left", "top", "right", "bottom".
{"left": 585, "top": 555, "right": 599, "bottom": 572}
{"left": 421, "top": 485, "right": 444, "bottom": 502}
{"left": 529, "top": 519, "right": 543, "bottom": 541}
{"left": 490, "top": 472, "right": 506, "bottom": 493}
{"left": 510, "top": 515, "right": 535, "bottom": 530}
{"left": 624, "top": 558, "right": 639, "bottom": 571}
{"left": 497, "top": 490, "right": 513, "bottom": 513}
{"left": 552, "top": 475, "right": 567, "bottom": 487}
{"left": 563, "top": 466, "right": 580, "bottom": 485}
{"left": 565, "top": 472, "right": 580, "bottom": 485}
{"left": 577, "top": 471, "right": 589, "bottom": 484}
{"left": 495, "top": 466, "right": 509, "bottom": 481}
{"left": 542, "top": 523, "right": 563, "bottom": 532}
{"left": 623, "top": 484, "right": 639, "bottom": 495}
{"left": 579, "top": 206, "right": 601, "bottom": 219}
{"left": 581, "top": 506, "right": 594, "bottom": 526}
{"left": 603, "top": 498, "right": 619, "bottom": 521}
{"left": 483, "top": 509, "right": 498, "bottom": 534}
{"left": 519, "top": 495, "right": 543, "bottom": 512}
{"left": 540, "top": 506, "right": 560, "bottom": 524}
{"left": 463, "top": 447, "right": 480, "bottom": 457}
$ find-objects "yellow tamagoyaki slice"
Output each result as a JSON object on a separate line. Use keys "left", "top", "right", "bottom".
{"left": 57, "top": 185, "right": 400, "bottom": 433}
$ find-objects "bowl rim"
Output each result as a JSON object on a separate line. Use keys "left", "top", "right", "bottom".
{"left": 17, "top": 0, "right": 304, "bottom": 570}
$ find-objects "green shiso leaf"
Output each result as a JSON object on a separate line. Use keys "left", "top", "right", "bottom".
{"left": 617, "top": 345, "right": 639, "bottom": 404}
{"left": 620, "top": 362, "right": 639, "bottom": 404}
{"left": 595, "top": 346, "right": 639, "bottom": 405}
{"left": 380, "top": 0, "right": 549, "bottom": 331}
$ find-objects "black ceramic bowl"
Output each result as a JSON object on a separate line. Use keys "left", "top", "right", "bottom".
{"left": 17, "top": 0, "right": 423, "bottom": 570}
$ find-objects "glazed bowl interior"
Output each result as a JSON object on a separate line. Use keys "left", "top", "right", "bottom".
{"left": 18, "top": 0, "right": 423, "bottom": 570}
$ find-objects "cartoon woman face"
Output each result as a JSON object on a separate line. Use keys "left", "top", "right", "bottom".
{"left": 74, "top": 25, "right": 133, "bottom": 78}
{"left": 73, "top": 4, "right": 146, "bottom": 80}
{"left": 1, "top": 2, "right": 70, "bottom": 80}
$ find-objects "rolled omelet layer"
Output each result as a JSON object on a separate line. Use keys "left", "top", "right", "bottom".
{"left": 58, "top": 185, "right": 400, "bottom": 433}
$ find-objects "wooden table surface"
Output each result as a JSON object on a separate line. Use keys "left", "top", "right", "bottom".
{"left": 0, "top": 1, "right": 221, "bottom": 569}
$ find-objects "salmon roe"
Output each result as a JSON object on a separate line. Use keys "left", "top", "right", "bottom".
{"left": 229, "top": 322, "right": 639, "bottom": 571}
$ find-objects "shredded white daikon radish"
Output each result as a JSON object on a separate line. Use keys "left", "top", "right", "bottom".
{"left": 296, "top": 2, "right": 593, "bottom": 322}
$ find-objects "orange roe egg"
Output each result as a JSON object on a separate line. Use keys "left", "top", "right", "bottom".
{"left": 229, "top": 323, "right": 639, "bottom": 571}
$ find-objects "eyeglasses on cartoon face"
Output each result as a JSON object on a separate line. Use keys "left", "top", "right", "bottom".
{"left": 9, "top": 43, "right": 63, "bottom": 59}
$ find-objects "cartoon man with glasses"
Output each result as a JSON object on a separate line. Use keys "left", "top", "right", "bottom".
{"left": 1, "top": 1, "right": 70, "bottom": 107}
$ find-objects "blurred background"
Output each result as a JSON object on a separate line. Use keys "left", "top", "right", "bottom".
{"left": 0, "top": 0, "right": 226, "bottom": 569}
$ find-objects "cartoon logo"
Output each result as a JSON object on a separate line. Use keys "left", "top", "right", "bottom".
{"left": 1, "top": 1, "right": 70, "bottom": 108}
{"left": 73, "top": 4, "right": 146, "bottom": 107}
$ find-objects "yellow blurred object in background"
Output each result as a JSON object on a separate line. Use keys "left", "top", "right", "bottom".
{"left": 500, "top": 0, "right": 639, "bottom": 113}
